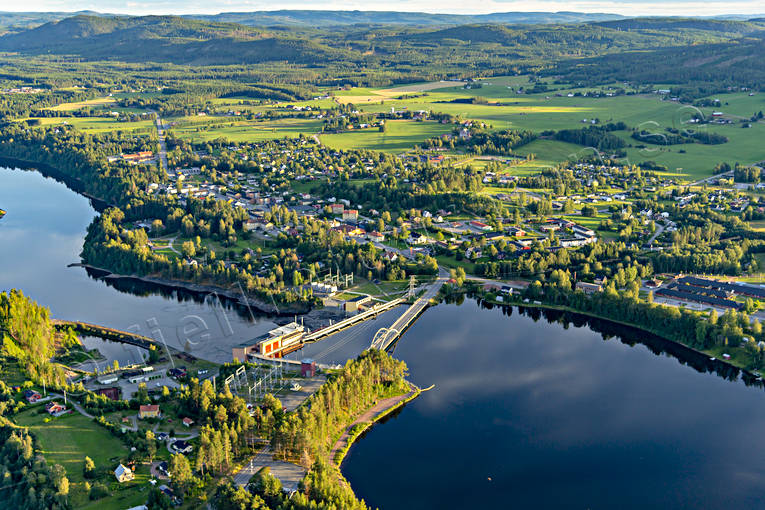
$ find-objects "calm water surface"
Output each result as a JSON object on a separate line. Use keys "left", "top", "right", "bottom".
{"left": 5, "top": 166, "right": 765, "bottom": 508}
{"left": 0, "top": 167, "right": 277, "bottom": 362}
{"left": 343, "top": 299, "right": 765, "bottom": 509}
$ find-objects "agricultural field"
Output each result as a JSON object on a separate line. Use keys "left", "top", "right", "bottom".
{"left": 25, "top": 116, "right": 155, "bottom": 133}
{"left": 170, "top": 117, "right": 324, "bottom": 142}
{"left": 13, "top": 409, "right": 148, "bottom": 510}
{"left": 335, "top": 78, "right": 765, "bottom": 178}
{"left": 46, "top": 96, "right": 116, "bottom": 111}
{"left": 320, "top": 119, "right": 452, "bottom": 153}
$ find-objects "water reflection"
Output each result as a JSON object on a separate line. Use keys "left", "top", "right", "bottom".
{"left": 343, "top": 298, "right": 765, "bottom": 510}
{"left": 0, "top": 166, "right": 277, "bottom": 363}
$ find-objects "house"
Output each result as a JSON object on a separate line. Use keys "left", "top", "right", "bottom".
{"left": 182, "top": 417, "right": 194, "bottom": 428}
{"left": 560, "top": 237, "right": 592, "bottom": 248}
{"left": 45, "top": 402, "right": 68, "bottom": 417}
{"left": 139, "top": 404, "right": 161, "bottom": 419}
{"left": 171, "top": 440, "right": 193, "bottom": 454}
{"left": 342, "top": 209, "right": 359, "bottom": 221}
{"left": 168, "top": 367, "right": 187, "bottom": 378}
{"left": 156, "top": 461, "right": 169, "bottom": 476}
{"left": 114, "top": 464, "right": 134, "bottom": 483}
{"left": 465, "top": 247, "right": 483, "bottom": 259}
{"left": 469, "top": 220, "right": 492, "bottom": 231}
{"left": 368, "top": 231, "right": 385, "bottom": 242}
{"left": 407, "top": 233, "right": 429, "bottom": 245}
{"left": 572, "top": 224, "right": 596, "bottom": 238}
{"left": 576, "top": 282, "right": 603, "bottom": 294}
{"left": 330, "top": 203, "right": 345, "bottom": 214}
{"left": 506, "top": 226, "right": 526, "bottom": 237}
{"left": 24, "top": 390, "right": 42, "bottom": 403}
{"left": 332, "top": 224, "right": 365, "bottom": 237}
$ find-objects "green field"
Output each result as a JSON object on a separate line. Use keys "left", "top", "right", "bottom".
{"left": 338, "top": 79, "right": 765, "bottom": 178}
{"left": 171, "top": 117, "right": 324, "bottom": 142}
{"left": 27, "top": 116, "right": 154, "bottom": 133}
{"left": 13, "top": 409, "right": 149, "bottom": 509}
{"left": 46, "top": 97, "right": 117, "bottom": 111}
{"left": 320, "top": 120, "right": 452, "bottom": 153}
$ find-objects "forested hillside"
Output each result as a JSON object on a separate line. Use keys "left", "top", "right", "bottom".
{"left": 1, "top": 14, "right": 762, "bottom": 72}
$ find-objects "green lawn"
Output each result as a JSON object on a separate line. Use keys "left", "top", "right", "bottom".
{"left": 14, "top": 410, "right": 129, "bottom": 483}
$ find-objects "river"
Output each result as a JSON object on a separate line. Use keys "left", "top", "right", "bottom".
{"left": 342, "top": 298, "right": 765, "bottom": 509}
{"left": 0, "top": 166, "right": 278, "bottom": 363}
{"left": 5, "top": 165, "right": 765, "bottom": 508}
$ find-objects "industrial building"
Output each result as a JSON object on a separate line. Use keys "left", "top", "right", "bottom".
{"left": 232, "top": 321, "right": 306, "bottom": 361}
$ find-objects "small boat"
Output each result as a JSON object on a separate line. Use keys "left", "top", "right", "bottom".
{"left": 290, "top": 382, "right": 302, "bottom": 392}
{"left": 709, "top": 357, "right": 716, "bottom": 361}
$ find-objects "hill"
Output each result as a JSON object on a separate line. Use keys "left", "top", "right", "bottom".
{"left": 191, "top": 10, "right": 626, "bottom": 27}
{"left": 0, "top": 15, "right": 349, "bottom": 65}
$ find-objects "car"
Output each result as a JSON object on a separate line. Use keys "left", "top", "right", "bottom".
{"left": 198, "top": 369, "right": 208, "bottom": 375}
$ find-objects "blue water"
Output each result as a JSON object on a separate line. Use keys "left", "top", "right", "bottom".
{"left": 343, "top": 299, "right": 765, "bottom": 509}
{"left": 0, "top": 167, "right": 276, "bottom": 363}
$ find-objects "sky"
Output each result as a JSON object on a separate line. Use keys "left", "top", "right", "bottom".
{"left": 4, "top": 0, "right": 765, "bottom": 17}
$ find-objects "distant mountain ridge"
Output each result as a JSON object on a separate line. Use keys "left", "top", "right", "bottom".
{"left": 0, "top": 13, "right": 762, "bottom": 71}
{"left": 0, "top": 10, "right": 626, "bottom": 30}
{"left": 188, "top": 10, "right": 626, "bottom": 26}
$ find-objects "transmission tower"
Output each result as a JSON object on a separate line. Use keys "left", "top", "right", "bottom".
{"left": 408, "top": 275, "right": 417, "bottom": 299}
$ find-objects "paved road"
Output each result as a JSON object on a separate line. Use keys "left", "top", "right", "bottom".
{"left": 149, "top": 110, "right": 169, "bottom": 171}
{"left": 233, "top": 445, "right": 306, "bottom": 491}
{"left": 279, "top": 375, "right": 326, "bottom": 412}
{"left": 645, "top": 222, "right": 666, "bottom": 246}
{"left": 690, "top": 170, "right": 733, "bottom": 187}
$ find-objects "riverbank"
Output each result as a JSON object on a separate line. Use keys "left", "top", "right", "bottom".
{"left": 0, "top": 156, "right": 113, "bottom": 210}
{"left": 330, "top": 382, "right": 426, "bottom": 466}
{"left": 70, "top": 262, "right": 312, "bottom": 316}
{"left": 469, "top": 287, "right": 761, "bottom": 379}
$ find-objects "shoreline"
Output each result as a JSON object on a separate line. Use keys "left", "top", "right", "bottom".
{"left": 331, "top": 383, "right": 427, "bottom": 467}
{"left": 70, "top": 262, "right": 311, "bottom": 316}
{"left": 472, "top": 292, "right": 761, "bottom": 380}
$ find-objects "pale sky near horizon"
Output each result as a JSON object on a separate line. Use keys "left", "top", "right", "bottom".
{"left": 4, "top": 0, "right": 765, "bottom": 17}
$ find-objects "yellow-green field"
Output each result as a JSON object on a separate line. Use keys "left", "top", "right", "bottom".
{"left": 46, "top": 97, "right": 116, "bottom": 111}
{"left": 320, "top": 120, "right": 453, "bottom": 153}
{"left": 170, "top": 117, "right": 324, "bottom": 142}
{"left": 25, "top": 116, "right": 154, "bottom": 133}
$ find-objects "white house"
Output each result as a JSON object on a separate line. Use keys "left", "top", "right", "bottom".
{"left": 114, "top": 464, "right": 135, "bottom": 483}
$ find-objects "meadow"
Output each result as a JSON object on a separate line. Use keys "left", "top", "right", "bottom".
{"left": 319, "top": 119, "right": 453, "bottom": 153}
{"left": 13, "top": 409, "right": 149, "bottom": 510}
